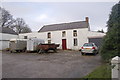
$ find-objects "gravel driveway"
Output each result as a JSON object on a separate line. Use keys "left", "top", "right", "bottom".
{"left": 2, "top": 50, "right": 102, "bottom": 78}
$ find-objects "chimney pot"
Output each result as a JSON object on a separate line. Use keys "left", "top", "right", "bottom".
{"left": 85, "top": 17, "right": 89, "bottom": 23}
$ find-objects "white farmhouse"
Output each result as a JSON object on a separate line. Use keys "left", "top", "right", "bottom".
{"left": 0, "top": 27, "right": 18, "bottom": 50}
{"left": 19, "top": 17, "right": 105, "bottom": 50}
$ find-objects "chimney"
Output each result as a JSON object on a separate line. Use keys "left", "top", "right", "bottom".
{"left": 85, "top": 17, "right": 89, "bottom": 23}
{"left": 85, "top": 17, "right": 90, "bottom": 31}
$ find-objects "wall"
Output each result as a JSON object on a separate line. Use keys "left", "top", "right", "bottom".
{"left": 1, "top": 33, "right": 18, "bottom": 40}
{"left": 0, "top": 51, "right": 1, "bottom": 80}
{"left": 19, "top": 28, "right": 105, "bottom": 50}
{"left": 0, "top": 33, "right": 18, "bottom": 50}
{"left": 111, "top": 56, "right": 120, "bottom": 80}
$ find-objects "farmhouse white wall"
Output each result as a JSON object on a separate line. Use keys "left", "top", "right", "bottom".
{"left": 19, "top": 28, "right": 105, "bottom": 50}
{"left": 0, "top": 33, "right": 18, "bottom": 50}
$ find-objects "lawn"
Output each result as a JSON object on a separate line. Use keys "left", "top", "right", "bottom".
{"left": 82, "top": 63, "right": 111, "bottom": 80}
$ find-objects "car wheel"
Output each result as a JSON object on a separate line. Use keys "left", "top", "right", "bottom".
{"left": 96, "top": 52, "right": 98, "bottom": 54}
{"left": 38, "top": 49, "right": 44, "bottom": 54}
{"left": 81, "top": 52, "right": 84, "bottom": 55}
{"left": 10, "top": 51, "right": 13, "bottom": 53}
{"left": 93, "top": 53, "right": 96, "bottom": 55}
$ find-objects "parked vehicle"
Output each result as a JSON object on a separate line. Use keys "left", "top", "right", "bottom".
{"left": 81, "top": 43, "right": 98, "bottom": 55}
{"left": 37, "top": 43, "right": 59, "bottom": 53}
{"left": 27, "top": 38, "right": 44, "bottom": 52}
{"left": 9, "top": 39, "right": 27, "bottom": 53}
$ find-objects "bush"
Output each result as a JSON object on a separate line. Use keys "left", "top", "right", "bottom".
{"left": 100, "top": 2, "right": 120, "bottom": 62}
{"left": 100, "top": 27, "right": 120, "bottom": 62}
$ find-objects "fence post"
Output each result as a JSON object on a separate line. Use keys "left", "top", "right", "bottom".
{"left": 111, "top": 56, "right": 120, "bottom": 80}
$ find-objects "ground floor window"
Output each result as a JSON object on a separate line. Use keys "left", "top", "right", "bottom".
{"left": 48, "top": 40, "right": 51, "bottom": 44}
{"left": 73, "top": 38, "right": 78, "bottom": 46}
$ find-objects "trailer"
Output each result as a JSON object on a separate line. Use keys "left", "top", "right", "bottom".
{"left": 27, "top": 38, "right": 45, "bottom": 52}
{"left": 9, "top": 39, "right": 27, "bottom": 53}
{"left": 37, "top": 43, "right": 59, "bottom": 53}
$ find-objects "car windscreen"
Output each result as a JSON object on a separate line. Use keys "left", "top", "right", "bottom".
{"left": 83, "top": 43, "right": 94, "bottom": 47}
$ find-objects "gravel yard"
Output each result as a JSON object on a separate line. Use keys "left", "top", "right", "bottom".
{"left": 2, "top": 50, "right": 102, "bottom": 78}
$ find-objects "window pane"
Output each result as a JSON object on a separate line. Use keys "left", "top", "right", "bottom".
{"left": 74, "top": 38, "right": 77, "bottom": 46}
{"left": 48, "top": 40, "right": 51, "bottom": 44}
{"left": 83, "top": 43, "right": 93, "bottom": 46}
{"left": 73, "top": 30, "right": 77, "bottom": 37}
{"left": 24, "top": 36, "right": 27, "bottom": 39}
{"left": 62, "top": 31, "right": 66, "bottom": 37}
{"left": 73, "top": 30, "right": 77, "bottom": 32}
{"left": 48, "top": 32, "right": 51, "bottom": 38}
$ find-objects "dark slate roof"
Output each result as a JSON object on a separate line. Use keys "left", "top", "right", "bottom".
{"left": 38, "top": 21, "right": 89, "bottom": 32}
{"left": 0, "top": 27, "right": 18, "bottom": 35}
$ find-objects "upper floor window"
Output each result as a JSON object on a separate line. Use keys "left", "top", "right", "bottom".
{"left": 24, "top": 36, "right": 27, "bottom": 39}
{"left": 62, "top": 31, "right": 66, "bottom": 37}
{"left": 73, "top": 30, "right": 77, "bottom": 37}
{"left": 47, "top": 32, "right": 51, "bottom": 38}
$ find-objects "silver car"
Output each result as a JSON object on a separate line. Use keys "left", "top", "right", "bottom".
{"left": 81, "top": 43, "right": 98, "bottom": 55}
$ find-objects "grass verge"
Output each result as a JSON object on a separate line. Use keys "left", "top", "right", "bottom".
{"left": 82, "top": 63, "right": 111, "bottom": 80}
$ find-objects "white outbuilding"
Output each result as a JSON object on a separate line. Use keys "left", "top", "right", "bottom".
{"left": 0, "top": 27, "right": 18, "bottom": 50}
{"left": 19, "top": 17, "right": 105, "bottom": 50}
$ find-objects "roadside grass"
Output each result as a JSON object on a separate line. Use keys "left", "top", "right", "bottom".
{"left": 80, "top": 63, "right": 111, "bottom": 80}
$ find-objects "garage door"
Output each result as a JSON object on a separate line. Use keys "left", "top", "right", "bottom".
{"left": 88, "top": 38, "right": 103, "bottom": 47}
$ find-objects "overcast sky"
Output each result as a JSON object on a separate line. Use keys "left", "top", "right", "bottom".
{"left": 1, "top": 2, "right": 117, "bottom": 32}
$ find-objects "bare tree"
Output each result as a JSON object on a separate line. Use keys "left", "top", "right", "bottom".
{"left": 14, "top": 18, "right": 25, "bottom": 34}
{"left": 0, "top": 7, "right": 32, "bottom": 33}
{"left": 14, "top": 18, "right": 31, "bottom": 34}
{"left": 21, "top": 25, "right": 32, "bottom": 33}
{"left": 0, "top": 7, "right": 15, "bottom": 28}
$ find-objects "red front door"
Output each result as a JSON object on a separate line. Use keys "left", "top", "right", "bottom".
{"left": 62, "top": 39, "right": 67, "bottom": 50}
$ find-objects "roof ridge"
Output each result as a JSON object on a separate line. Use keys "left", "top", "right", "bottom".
{"left": 44, "top": 21, "right": 86, "bottom": 27}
